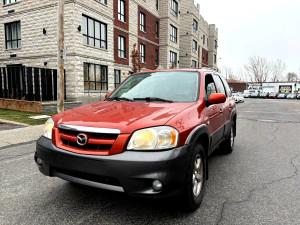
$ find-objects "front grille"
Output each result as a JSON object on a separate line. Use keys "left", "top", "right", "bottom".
{"left": 58, "top": 128, "right": 118, "bottom": 151}
{"left": 61, "top": 139, "right": 112, "bottom": 150}
{"left": 60, "top": 129, "right": 119, "bottom": 140}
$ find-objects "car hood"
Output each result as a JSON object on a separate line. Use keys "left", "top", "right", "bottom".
{"left": 54, "top": 101, "right": 195, "bottom": 133}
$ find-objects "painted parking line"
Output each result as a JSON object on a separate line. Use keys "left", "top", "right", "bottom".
{"left": 257, "top": 119, "right": 276, "bottom": 123}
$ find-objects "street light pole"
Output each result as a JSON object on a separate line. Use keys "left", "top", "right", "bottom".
{"left": 57, "top": 0, "right": 65, "bottom": 113}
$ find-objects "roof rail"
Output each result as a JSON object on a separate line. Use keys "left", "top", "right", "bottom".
{"left": 201, "top": 67, "right": 218, "bottom": 71}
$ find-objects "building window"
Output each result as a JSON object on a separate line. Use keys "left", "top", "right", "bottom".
{"left": 99, "top": 0, "right": 107, "bottom": 4}
{"left": 170, "top": 51, "right": 177, "bottom": 67}
{"left": 5, "top": 21, "right": 21, "bottom": 50}
{"left": 156, "top": 0, "right": 159, "bottom": 10}
{"left": 192, "top": 40, "right": 197, "bottom": 53}
{"left": 207, "top": 38, "right": 208, "bottom": 46}
{"left": 118, "top": 36, "right": 126, "bottom": 58}
{"left": 203, "top": 35, "right": 205, "bottom": 45}
{"left": 170, "top": 25, "right": 177, "bottom": 43}
{"left": 118, "top": 0, "right": 125, "bottom": 22}
{"left": 192, "top": 60, "right": 197, "bottom": 68}
{"left": 202, "top": 49, "right": 205, "bottom": 61}
{"left": 155, "top": 21, "right": 159, "bottom": 38}
{"left": 114, "top": 70, "right": 121, "bottom": 88}
{"left": 215, "top": 40, "right": 218, "bottom": 49}
{"left": 84, "top": 63, "right": 108, "bottom": 91}
{"left": 140, "top": 12, "right": 146, "bottom": 32}
{"left": 82, "top": 15, "right": 107, "bottom": 49}
{"left": 140, "top": 43, "right": 145, "bottom": 63}
{"left": 193, "top": 19, "right": 198, "bottom": 32}
{"left": 214, "top": 54, "right": 217, "bottom": 64}
{"left": 3, "top": 0, "right": 19, "bottom": 5}
{"left": 170, "top": 0, "right": 178, "bottom": 17}
{"left": 155, "top": 49, "right": 159, "bottom": 65}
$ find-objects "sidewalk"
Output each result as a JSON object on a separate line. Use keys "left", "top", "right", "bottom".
{"left": 0, "top": 125, "right": 44, "bottom": 148}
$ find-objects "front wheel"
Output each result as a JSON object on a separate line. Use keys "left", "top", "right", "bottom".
{"left": 182, "top": 143, "right": 206, "bottom": 212}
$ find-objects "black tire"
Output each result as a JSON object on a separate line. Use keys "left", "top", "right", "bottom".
{"left": 220, "top": 122, "right": 235, "bottom": 154}
{"left": 182, "top": 143, "right": 206, "bottom": 212}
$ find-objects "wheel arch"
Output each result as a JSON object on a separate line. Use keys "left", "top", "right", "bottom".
{"left": 231, "top": 108, "right": 237, "bottom": 137}
{"left": 185, "top": 124, "right": 210, "bottom": 180}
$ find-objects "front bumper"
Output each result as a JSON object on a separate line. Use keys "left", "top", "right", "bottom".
{"left": 35, "top": 136, "right": 191, "bottom": 197}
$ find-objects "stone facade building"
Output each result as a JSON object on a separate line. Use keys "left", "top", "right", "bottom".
{"left": 0, "top": 0, "right": 218, "bottom": 104}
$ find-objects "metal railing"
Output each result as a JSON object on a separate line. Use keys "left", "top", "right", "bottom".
{"left": 0, "top": 66, "right": 66, "bottom": 101}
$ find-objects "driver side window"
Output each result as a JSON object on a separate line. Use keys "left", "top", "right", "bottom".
{"left": 205, "top": 74, "right": 217, "bottom": 100}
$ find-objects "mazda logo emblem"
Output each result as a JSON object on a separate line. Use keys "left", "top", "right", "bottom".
{"left": 77, "top": 133, "right": 88, "bottom": 146}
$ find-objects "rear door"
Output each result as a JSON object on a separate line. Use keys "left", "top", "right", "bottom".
{"left": 220, "top": 75, "right": 235, "bottom": 137}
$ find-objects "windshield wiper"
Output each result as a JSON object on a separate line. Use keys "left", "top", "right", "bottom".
{"left": 133, "top": 97, "right": 173, "bottom": 103}
{"left": 108, "top": 97, "right": 134, "bottom": 102}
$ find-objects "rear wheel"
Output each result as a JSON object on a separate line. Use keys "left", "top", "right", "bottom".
{"left": 182, "top": 143, "right": 206, "bottom": 212}
{"left": 221, "top": 123, "right": 235, "bottom": 154}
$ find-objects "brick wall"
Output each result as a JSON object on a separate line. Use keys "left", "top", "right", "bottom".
{"left": 114, "top": 28, "right": 129, "bottom": 65}
{"left": 137, "top": 6, "right": 159, "bottom": 45}
{"left": 138, "top": 38, "right": 159, "bottom": 70}
{"left": 201, "top": 48, "right": 208, "bottom": 67}
{"left": 113, "top": 0, "right": 129, "bottom": 31}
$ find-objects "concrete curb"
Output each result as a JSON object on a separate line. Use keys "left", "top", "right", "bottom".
{"left": 0, "top": 119, "right": 29, "bottom": 127}
{"left": 0, "top": 125, "right": 44, "bottom": 148}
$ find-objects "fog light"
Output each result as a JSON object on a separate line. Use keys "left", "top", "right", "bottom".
{"left": 36, "top": 158, "right": 43, "bottom": 166}
{"left": 152, "top": 180, "right": 163, "bottom": 191}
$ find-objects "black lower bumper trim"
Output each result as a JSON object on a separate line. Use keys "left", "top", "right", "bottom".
{"left": 53, "top": 172, "right": 125, "bottom": 192}
{"left": 35, "top": 136, "right": 191, "bottom": 197}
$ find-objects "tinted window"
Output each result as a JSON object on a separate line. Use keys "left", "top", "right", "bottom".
{"left": 205, "top": 74, "right": 217, "bottom": 100}
{"left": 213, "top": 74, "right": 226, "bottom": 95}
{"left": 220, "top": 76, "right": 232, "bottom": 97}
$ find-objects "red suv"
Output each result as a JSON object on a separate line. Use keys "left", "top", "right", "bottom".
{"left": 35, "top": 69, "right": 236, "bottom": 211}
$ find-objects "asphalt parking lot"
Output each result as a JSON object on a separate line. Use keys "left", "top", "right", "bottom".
{"left": 1, "top": 99, "right": 300, "bottom": 225}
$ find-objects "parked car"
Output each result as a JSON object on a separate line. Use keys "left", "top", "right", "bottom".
{"left": 260, "top": 92, "right": 269, "bottom": 98}
{"left": 297, "top": 94, "right": 300, "bottom": 99}
{"left": 250, "top": 91, "right": 260, "bottom": 98}
{"left": 238, "top": 92, "right": 245, "bottom": 97}
{"left": 269, "top": 92, "right": 278, "bottom": 98}
{"left": 277, "top": 93, "right": 287, "bottom": 99}
{"left": 286, "top": 93, "right": 296, "bottom": 99}
{"left": 233, "top": 93, "right": 239, "bottom": 103}
{"left": 238, "top": 94, "right": 244, "bottom": 103}
{"left": 243, "top": 90, "right": 250, "bottom": 98}
{"left": 34, "top": 69, "right": 237, "bottom": 211}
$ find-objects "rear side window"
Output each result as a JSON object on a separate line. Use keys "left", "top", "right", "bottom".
{"left": 213, "top": 74, "right": 226, "bottom": 96}
{"left": 220, "top": 76, "right": 232, "bottom": 97}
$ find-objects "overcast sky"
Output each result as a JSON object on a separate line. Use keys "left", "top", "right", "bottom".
{"left": 195, "top": 0, "right": 300, "bottom": 75}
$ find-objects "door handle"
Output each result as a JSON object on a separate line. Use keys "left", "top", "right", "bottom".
{"left": 220, "top": 108, "right": 223, "bottom": 113}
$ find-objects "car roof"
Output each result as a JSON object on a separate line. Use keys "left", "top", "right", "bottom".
{"left": 134, "top": 68, "right": 218, "bottom": 75}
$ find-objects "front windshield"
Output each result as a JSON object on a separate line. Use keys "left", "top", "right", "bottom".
{"left": 108, "top": 71, "right": 200, "bottom": 102}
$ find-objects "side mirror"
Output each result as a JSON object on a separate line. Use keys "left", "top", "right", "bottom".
{"left": 105, "top": 93, "right": 110, "bottom": 99}
{"left": 208, "top": 93, "right": 226, "bottom": 105}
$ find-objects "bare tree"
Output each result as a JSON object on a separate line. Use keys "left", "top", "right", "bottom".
{"left": 244, "top": 56, "right": 273, "bottom": 82}
{"left": 286, "top": 72, "right": 299, "bottom": 82}
{"left": 131, "top": 43, "right": 141, "bottom": 73}
{"left": 223, "top": 67, "right": 236, "bottom": 80}
{"left": 235, "top": 69, "right": 248, "bottom": 82}
{"left": 271, "top": 59, "right": 286, "bottom": 82}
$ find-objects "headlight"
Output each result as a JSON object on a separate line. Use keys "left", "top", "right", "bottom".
{"left": 43, "top": 118, "right": 54, "bottom": 139}
{"left": 127, "top": 126, "right": 179, "bottom": 150}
